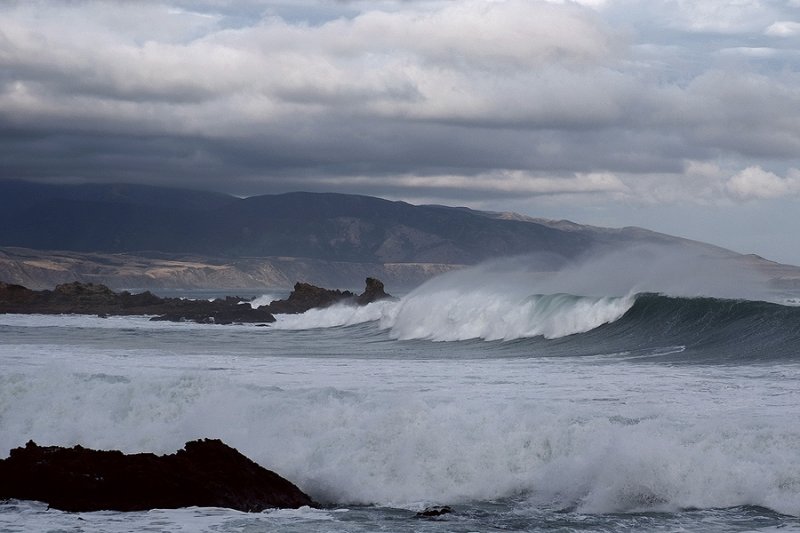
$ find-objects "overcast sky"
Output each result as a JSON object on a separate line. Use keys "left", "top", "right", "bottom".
{"left": 2, "top": 0, "right": 799, "bottom": 263}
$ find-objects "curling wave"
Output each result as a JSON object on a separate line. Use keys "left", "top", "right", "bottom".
{"left": 267, "top": 287, "right": 800, "bottom": 362}
{"left": 571, "top": 293, "right": 800, "bottom": 362}
{"left": 383, "top": 291, "right": 635, "bottom": 341}
{"left": 267, "top": 288, "right": 634, "bottom": 340}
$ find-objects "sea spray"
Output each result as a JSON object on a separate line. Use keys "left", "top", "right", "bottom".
{"left": 384, "top": 290, "right": 634, "bottom": 341}
{"left": 266, "top": 290, "right": 633, "bottom": 341}
{"left": 3, "top": 332, "right": 799, "bottom": 515}
{"left": 264, "top": 243, "right": 780, "bottom": 341}
{"left": 271, "top": 300, "right": 394, "bottom": 330}
{"left": 248, "top": 293, "right": 282, "bottom": 309}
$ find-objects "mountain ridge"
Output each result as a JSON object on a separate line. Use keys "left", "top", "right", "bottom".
{"left": 1, "top": 180, "right": 798, "bottom": 290}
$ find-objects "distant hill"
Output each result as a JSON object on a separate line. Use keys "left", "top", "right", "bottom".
{"left": 0, "top": 180, "right": 694, "bottom": 264}
{"left": 1, "top": 179, "right": 798, "bottom": 290}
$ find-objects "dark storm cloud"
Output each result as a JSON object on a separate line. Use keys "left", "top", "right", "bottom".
{"left": 1, "top": 0, "right": 800, "bottom": 205}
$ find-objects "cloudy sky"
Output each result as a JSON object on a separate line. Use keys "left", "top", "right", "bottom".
{"left": 2, "top": 0, "right": 800, "bottom": 263}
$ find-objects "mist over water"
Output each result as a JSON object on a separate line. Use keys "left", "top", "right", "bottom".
{"left": 267, "top": 244, "right": 781, "bottom": 343}
{"left": 412, "top": 243, "right": 773, "bottom": 301}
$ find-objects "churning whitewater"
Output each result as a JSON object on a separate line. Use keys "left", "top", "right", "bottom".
{"left": 2, "top": 252, "right": 799, "bottom": 532}
{"left": 272, "top": 290, "right": 635, "bottom": 342}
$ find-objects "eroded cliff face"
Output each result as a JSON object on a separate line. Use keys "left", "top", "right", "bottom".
{"left": 0, "top": 247, "right": 460, "bottom": 291}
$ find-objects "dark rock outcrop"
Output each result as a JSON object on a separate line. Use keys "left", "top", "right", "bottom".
{"left": 0, "top": 281, "right": 275, "bottom": 324}
{"left": 265, "top": 277, "right": 393, "bottom": 315}
{"left": 416, "top": 505, "right": 453, "bottom": 517}
{"left": 0, "top": 277, "right": 393, "bottom": 323}
{"left": 356, "top": 277, "right": 391, "bottom": 305}
{"left": 147, "top": 295, "right": 275, "bottom": 325}
{"left": 0, "top": 439, "right": 316, "bottom": 512}
{"left": 265, "top": 282, "right": 356, "bottom": 314}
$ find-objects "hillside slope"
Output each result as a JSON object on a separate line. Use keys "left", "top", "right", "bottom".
{"left": 2, "top": 180, "right": 798, "bottom": 290}
{"left": 0, "top": 180, "right": 706, "bottom": 265}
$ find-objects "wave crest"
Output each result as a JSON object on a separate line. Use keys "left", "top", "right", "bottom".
{"left": 383, "top": 290, "right": 634, "bottom": 341}
{"left": 271, "top": 300, "right": 394, "bottom": 330}
{"left": 268, "top": 288, "right": 634, "bottom": 341}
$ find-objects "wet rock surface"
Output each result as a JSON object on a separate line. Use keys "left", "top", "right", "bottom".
{"left": 0, "top": 439, "right": 316, "bottom": 512}
{"left": 416, "top": 506, "right": 453, "bottom": 517}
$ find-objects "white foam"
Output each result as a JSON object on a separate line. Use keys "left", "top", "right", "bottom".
{"left": 248, "top": 293, "right": 281, "bottom": 309}
{"left": 383, "top": 290, "right": 634, "bottom": 341}
{"left": 0, "top": 313, "right": 257, "bottom": 330}
{"left": 266, "top": 286, "right": 633, "bottom": 341}
{"left": 2, "top": 335, "right": 799, "bottom": 516}
{"left": 271, "top": 300, "right": 395, "bottom": 330}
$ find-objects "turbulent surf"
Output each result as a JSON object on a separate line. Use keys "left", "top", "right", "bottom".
{"left": 268, "top": 286, "right": 800, "bottom": 363}
{"left": 2, "top": 254, "right": 800, "bottom": 532}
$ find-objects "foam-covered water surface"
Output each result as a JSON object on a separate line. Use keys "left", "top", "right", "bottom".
{"left": 2, "top": 260, "right": 800, "bottom": 531}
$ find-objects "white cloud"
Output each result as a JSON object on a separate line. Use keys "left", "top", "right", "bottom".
{"left": 659, "top": 70, "right": 800, "bottom": 158}
{"left": 2, "top": 0, "right": 800, "bottom": 215}
{"left": 718, "top": 47, "right": 779, "bottom": 57}
{"left": 328, "top": 1, "right": 617, "bottom": 68}
{"left": 725, "top": 166, "right": 800, "bottom": 200}
{"left": 765, "top": 20, "right": 800, "bottom": 37}
{"left": 326, "top": 170, "right": 630, "bottom": 196}
{"left": 0, "top": 1, "right": 620, "bottom": 114}
{"left": 664, "top": 0, "right": 777, "bottom": 34}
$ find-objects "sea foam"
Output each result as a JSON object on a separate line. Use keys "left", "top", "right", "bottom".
{"left": 269, "top": 289, "right": 633, "bottom": 341}
{"left": 383, "top": 290, "right": 634, "bottom": 341}
{"left": 2, "top": 341, "right": 799, "bottom": 516}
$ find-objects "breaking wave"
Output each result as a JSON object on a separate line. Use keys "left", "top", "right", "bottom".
{"left": 268, "top": 285, "right": 799, "bottom": 343}
{"left": 262, "top": 244, "right": 800, "bottom": 348}
{"left": 268, "top": 291, "right": 633, "bottom": 340}
{"left": 2, "top": 359, "right": 799, "bottom": 516}
{"left": 383, "top": 291, "right": 634, "bottom": 341}
{"left": 266, "top": 289, "right": 800, "bottom": 362}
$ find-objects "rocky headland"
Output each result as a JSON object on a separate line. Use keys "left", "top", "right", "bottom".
{"left": 0, "top": 439, "right": 315, "bottom": 512}
{"left": 0, "top": 278, "right": 393, "bottom": 324}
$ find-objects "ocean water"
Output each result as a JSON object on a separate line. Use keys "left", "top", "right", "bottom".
{"left": 2, "top": 256, "right": 800, "bottom": 532}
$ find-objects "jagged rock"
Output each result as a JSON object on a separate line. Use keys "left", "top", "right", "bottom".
{"left": 416, "top": 506, "right": 453, "bottom": 517}
{"left": 147, "top": 295, "right": 275, "bottom": 324}
{"left": 356, "top": 277, "right": 391, "bottom": 305}
{"left": 54, "top": 281, "right": 116, "bottom": 300}
{"left": 0, "top": 281, "right": 275, "bottom": 324}
{"left": 0, "top": 282, "right": 35, "bottom": 304}
{"left": 0, "top": 439, "right": 316, "bottom": 512}
{"left": 265, "top": 282, "right": 356, "bottom": 314}
{"left": 0, "top": 277, "right": 393, "bottom": 323}
{"left": 265, "top": 277, "right": 393, "bottom": 315}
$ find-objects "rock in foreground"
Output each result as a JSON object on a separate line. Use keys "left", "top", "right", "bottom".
{"left": 0, "top": 439, "right": 316, "bottom": 512}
